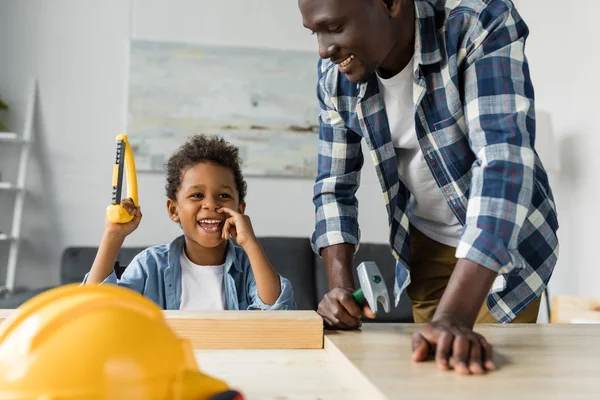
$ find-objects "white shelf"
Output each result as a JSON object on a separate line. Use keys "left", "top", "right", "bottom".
{"left": 2, "top": 78, "right": 37, "bottom": 293}
{"left": 0, "top": 132, "right": 17, "bottom": 140}
{"left": 0, "top": 132, "right": 25, "bottom": 143}
{"left": 0, "top": 182, "right": 21, "bottom": 191}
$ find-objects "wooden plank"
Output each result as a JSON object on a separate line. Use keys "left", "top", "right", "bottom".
{"left": 327, "top": 323, "right": 600, "bottom": 400}
{"left": 163, "top": 310, "right": 323, "bottom": 349}
{"left": 551, "top": 295, "right": 600, "bottom": 323}
{"left": 194, "top": 345, "right": 386, "bottom": 400}
{"left": 0, "top": 309, "right": 324, "bottom": 349}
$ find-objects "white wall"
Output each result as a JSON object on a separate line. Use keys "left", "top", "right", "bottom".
{"left": 518, "top": 0, "right": 600, "bottom": 300}
{"left": 0, "top": 0, "right": 389, "bottom": 288}
{"left": 0, "top": 0, "right": 598, "bottom": 304}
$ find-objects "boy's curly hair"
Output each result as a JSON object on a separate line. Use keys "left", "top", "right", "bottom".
{"left": 165, "top": 134, "right": 247, "bottom": 202}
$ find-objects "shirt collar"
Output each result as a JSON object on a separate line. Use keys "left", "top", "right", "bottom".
{"left": 413, "top": 0, "right": 442, "bottom": 66}
{"left": 357, "top": 0, "right": 441, "bottom": 99}
{"left": 168, "top": 235, "right": 242, "bottom": 273}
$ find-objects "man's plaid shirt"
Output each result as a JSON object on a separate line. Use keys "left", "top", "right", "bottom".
{"left": 311, "top": 0, "right": 559, "bottom": 323}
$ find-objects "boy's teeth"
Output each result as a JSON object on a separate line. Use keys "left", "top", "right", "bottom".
{"left": 198, "top": 219, "right": 223, "bottom": 232}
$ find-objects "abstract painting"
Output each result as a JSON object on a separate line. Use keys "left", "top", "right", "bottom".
{"left": 126, "top": 39, "right": 321, "bottom": 178}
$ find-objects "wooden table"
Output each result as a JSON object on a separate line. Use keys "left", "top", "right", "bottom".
{"left": 195, "top": 323, "right": 600, "bottom": 400}
{"left": 1, "top": 308, "right": 599, "bottom": 398}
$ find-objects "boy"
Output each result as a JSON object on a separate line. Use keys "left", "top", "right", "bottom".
{"left": 84, "top": 134, "right": 296, "bottom": 311}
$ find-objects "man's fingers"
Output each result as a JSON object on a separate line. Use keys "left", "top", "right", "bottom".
{"left": 479, "top": 335, "right": 495, "bottom": 370}
{"left": 318, "top": 301, "right": 354, "bottom": 330}
{"left": 363, "top": 304, "right": 376, "bottom": 319}
{"left": 411, "top": 332, "right": 430, "bottom": 362}
{"left": 316, "top": 289, "right": 364, "bottom": 330}
{"left": 435, "top": 331, "right": 453, "bottom": 370}
{"left": 321, "top": 315, "right": 337, "bottom": 329}
{"left": 452, "top": 335, "right": 470, "bottom": 375}
{"left": 329, "top": 297, "right": 361, "bottom": 328}
{"left": 468, "top": 336, "right": 485, "bottom": 375}
{"left": 336, "top": 290, "right": 363, "bottom": 319}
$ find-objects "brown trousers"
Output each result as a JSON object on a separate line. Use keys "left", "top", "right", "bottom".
{"left": 406, "top": 226, "right": 541, "bottom": 323}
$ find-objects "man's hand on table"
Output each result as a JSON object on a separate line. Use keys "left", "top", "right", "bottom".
{"left": 318, "top": 287, "right": 376, "bottom": 329}
{"left": 412, "top": 258, "right": 498, "bottom": 375}
{"left": 412, "top": 315, "right": 495, "bottom": 375}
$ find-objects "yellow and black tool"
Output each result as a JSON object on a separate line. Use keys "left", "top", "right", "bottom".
{"left": 106, "top": 134, "right": 139, "bottom": 223}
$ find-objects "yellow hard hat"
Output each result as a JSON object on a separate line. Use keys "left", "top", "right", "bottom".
{"left": 0, "top": 283, "right": 243, "bottom": 400}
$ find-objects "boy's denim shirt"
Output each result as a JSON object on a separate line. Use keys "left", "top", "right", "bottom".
{"left": 82, "top": 235, "right": 297, "bottom": 310}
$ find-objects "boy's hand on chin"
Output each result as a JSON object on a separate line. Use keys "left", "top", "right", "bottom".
{"left": 218, "top": 207, "right": 257, "bottom": 248}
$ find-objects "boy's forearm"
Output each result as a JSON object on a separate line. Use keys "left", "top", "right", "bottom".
{"left": 85, "top": 233, "right": 125, "bottom": 284}
{"left": 243, "top": 240, "right": 281, "bottom": 305}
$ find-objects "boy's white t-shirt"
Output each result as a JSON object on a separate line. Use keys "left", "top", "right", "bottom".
{"left": 179, "top": 250, "right": 226, "bottom": 310}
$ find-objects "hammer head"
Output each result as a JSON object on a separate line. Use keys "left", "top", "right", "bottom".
{"left": 357, "top": 261, "right": 390, "bottom": 314}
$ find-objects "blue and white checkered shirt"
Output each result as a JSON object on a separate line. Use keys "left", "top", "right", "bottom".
{"left": 311, "top": 0, "right": 559, "bottom": 323}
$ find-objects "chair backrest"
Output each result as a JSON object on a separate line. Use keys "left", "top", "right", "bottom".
{"left": 60, "top": 246, "right": 148, "bottom": 284}
{"left": 253, "top": 237, "right": 317, "bottom": 311}
{"left": 60, "top": 237, "right": 414, "bottom": 322}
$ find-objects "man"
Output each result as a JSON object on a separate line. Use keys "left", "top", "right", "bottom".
{"left": 298, "top": 0, "right": 559, "bottom": 375}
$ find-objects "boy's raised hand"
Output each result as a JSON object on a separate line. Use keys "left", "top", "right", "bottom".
{"left": 104, "top": 197, "right": 142, "bottom": 239}
{"left": 218, "top": 207, "right": 256, "bottom": 248}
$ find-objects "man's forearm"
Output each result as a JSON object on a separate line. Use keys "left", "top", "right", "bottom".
{"left": 321, "top": 243, "right": 355, "bottom": 291}
{"left": 434, "top": 258, "right": 497, "bottom": 327}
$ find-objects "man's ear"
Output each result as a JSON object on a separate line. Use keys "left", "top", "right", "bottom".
{"left": 380, "top": 0, "right": 403, "bottom": 17}
{"left": 238, "top": 201, "right": 246, "bottom": 215}
{"left": 166, "top": 199, "right": 180, "bottom": 222}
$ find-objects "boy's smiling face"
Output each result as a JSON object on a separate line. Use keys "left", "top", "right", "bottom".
{"left": 167, "top": 161, "right": 245, "bottom": 251}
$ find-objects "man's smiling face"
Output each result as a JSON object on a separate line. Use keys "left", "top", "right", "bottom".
{"left": 298, "top": 0, "right": 397, "bottom": 83}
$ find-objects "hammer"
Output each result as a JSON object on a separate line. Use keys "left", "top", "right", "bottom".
{"left": 352, "top": 261, "right": 390, "bottom": 314}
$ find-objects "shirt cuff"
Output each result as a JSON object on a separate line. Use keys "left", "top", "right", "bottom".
{"left": 248, "top": 275, "right": 297, "bottom": 311}
{"left": 80, "top": 270, "right": 118, "bottom": 286}
{"left": 455, "top": 224, "right": 522, "bottom": 274}
{"left": 311, "top": 230, "right": 359, "bottom": 258}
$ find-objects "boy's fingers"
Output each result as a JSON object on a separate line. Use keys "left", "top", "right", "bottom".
{"left": 218, "top": 207, "right": 237, "bottom": 217}
{"left": 222, "top": 219, "right": 232, "bottom": 239}
{"left": 222, "top": 217, "right": 237, "bottom": 239}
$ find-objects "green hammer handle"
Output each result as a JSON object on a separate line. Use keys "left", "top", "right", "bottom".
{"left": 352, "top": 288, "right": 366, "bottom": 305}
